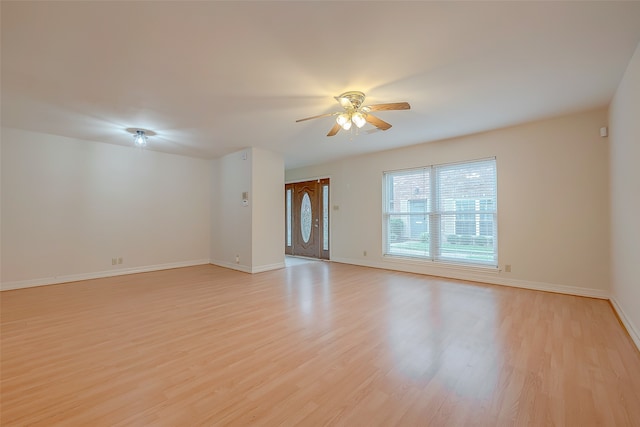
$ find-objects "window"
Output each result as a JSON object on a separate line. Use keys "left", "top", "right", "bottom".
{"left": 384, "top": 158, "right": 497, "bottom": 267}
{"left": 455, "top": 200, "right": 476, "bottom": 235}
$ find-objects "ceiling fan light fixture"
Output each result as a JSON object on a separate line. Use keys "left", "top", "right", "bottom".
{"left": 295, "top": 91, "right": 410, "bottom": 137}
{"left": 352, "top": 112, "right": 367, "bottom": 128}
{"left": 336, "top": 113, "right": 352, "bottom": 130}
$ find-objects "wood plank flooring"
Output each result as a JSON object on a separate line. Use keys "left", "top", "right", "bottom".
{"left": 1, "top": 262, "right": 640, "bottom": 426}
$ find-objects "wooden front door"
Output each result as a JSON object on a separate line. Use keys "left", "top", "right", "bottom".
{"left": 285, "top": 179, "right": 329, "bottom": 259}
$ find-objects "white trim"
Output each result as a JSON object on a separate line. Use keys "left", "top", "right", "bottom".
{"left": 209, "top": 260, "right": 286, "bottom": 274}
{"left": 0, "top": 259, "right": 210, "bottom": 291}
{"left": 610, "top": 297, "right": 640, "bottom": 352}
{"left": 251, "top": 262, "right": 286, "bottom": 273}
{"left": 331, "top": 256, "right": 609, "bottom": 300}
{"left": 285, "top": 175, "right": 331, "bottom": 185}
{"left": 1, "top": 258, "right": 288, "bottom": 291}
{"left": 209, "top": 259, "right": 253, "bottom": 274}
{"left": 2, "top": 255, "right": 631, "bottom": 350}
{"left": 489, "top": 276, "right": 609, "bottom": 299}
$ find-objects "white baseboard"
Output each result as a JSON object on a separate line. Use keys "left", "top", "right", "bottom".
{"left": 3, "top": 254, "right": 609, "bottom": 301}
{"left": 3, "top": 255, "right": 635, "bottom": 352}
{"left": 0, "top": 259, "right": 210, "bottom": 291}
{"left": 488, "top": 275, "right": 609, "bottom": 299}
{"left": 209, "top": 259, "right": 252, "bottom": 273}
{"left": 2, "top": 258, "right": 287, "bottom": 291}
{"left": 251, "top": 262, "right": 285, "bottom": 273}
{"left": 610, "top": 297, "right": 640, "bottom": 352}
{"left": 331, "top": 256, "right": 609, "bottom": 300}
{"left": 209, "top": 260, "right": 285, "bottom": 274}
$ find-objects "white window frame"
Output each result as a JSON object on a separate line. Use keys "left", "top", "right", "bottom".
{"left": 383, "top": 158, "right": 498, "bottom": 267}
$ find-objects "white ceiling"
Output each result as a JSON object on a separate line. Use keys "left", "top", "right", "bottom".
{"left": 2, "top": 1, "right": 640, "bottom": 169}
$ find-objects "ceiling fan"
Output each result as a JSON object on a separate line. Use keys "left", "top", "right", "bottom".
{"left": 296, "top": 91, "right": 410, "bottom": 137}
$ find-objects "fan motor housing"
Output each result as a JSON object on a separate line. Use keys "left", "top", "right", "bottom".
{"left": 337, "top": 91, "right": 366, "bottom": 111}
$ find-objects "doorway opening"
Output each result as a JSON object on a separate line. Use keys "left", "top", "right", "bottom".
{"left": 285, "top": 178, "right": 329, "bottom": 260}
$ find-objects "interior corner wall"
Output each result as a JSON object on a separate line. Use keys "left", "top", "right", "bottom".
{"left": 609, "top": 40, "right": 640, "bottom": 349}
{"left": 286, "top": 109, "right": 611, "bottom": 298}
{"left": 0, "top": 128, "right": 211, "bottom": 290}
{"left": 210, "top": 147, "right": 284, "bottom": 273}
{"left": 210, "top": 149, "right": 253, "bottom": 272}
{"left": 251, "top": 147, "right": 285, "bottom": 272}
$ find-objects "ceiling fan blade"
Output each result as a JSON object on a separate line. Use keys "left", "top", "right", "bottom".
{"left": 327, "top": 123, "right": 341, "bottom": 137}
{"left": 365, "top": 114, "right": 392, "bottom": 131}
{"left": 364, "top": 102, "right": 411, "bottom": 112}
{"left": 296, "top": 112, "right": 337, "bottom": 123}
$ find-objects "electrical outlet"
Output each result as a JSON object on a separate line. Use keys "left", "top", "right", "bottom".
{"left": 235, "top": 255, "right": 240, "bottom": 264}
{"left": 505, "top": 264, "right": 511, "bottom": 273}
{"left": 118, "top": 257, "right": 123, "bottom": 264}
{"left": 363, "top": 250, "right": 367, "bottom": 256}
{"left": 111, "top": 258, "right": 117, "bottom": 265}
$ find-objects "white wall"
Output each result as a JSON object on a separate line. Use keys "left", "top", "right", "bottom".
{"left": 609, "top": 41, "right": 640, "bottom": 349}
{"left": 1, "top": 128, "right": 211, "bottom": 289}
{"left": 210, "top": 157, "right": 221, "bottom": 266}
{"left": 286, "top": 109, "right": 611, "bottom": 297}
{"left": 210, "top": 147, "right": 284, "bottom": 273}
{"left": 251, "top": 148, "right": 285, "bottom": 271}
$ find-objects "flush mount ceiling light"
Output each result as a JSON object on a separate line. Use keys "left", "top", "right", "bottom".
{"left": 134, "top": 130, "right": 147, "bottom": 147}
{"left": 295, "top": 91, "right": 411, "bottom": 136}
{"left": 126, "top": 128, "right": 156, "bottom": 147}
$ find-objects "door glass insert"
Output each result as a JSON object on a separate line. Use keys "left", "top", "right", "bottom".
{"left": 301, "top": 192, "right": 312, "bottom": 243}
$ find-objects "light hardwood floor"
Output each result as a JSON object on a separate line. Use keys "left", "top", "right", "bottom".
{"left": 1, "top": 263, "right": 639, "bottom": 426}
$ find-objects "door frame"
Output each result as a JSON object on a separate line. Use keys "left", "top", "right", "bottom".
{"left": 285, "top": 177, "right": 330, "bottom": 260}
